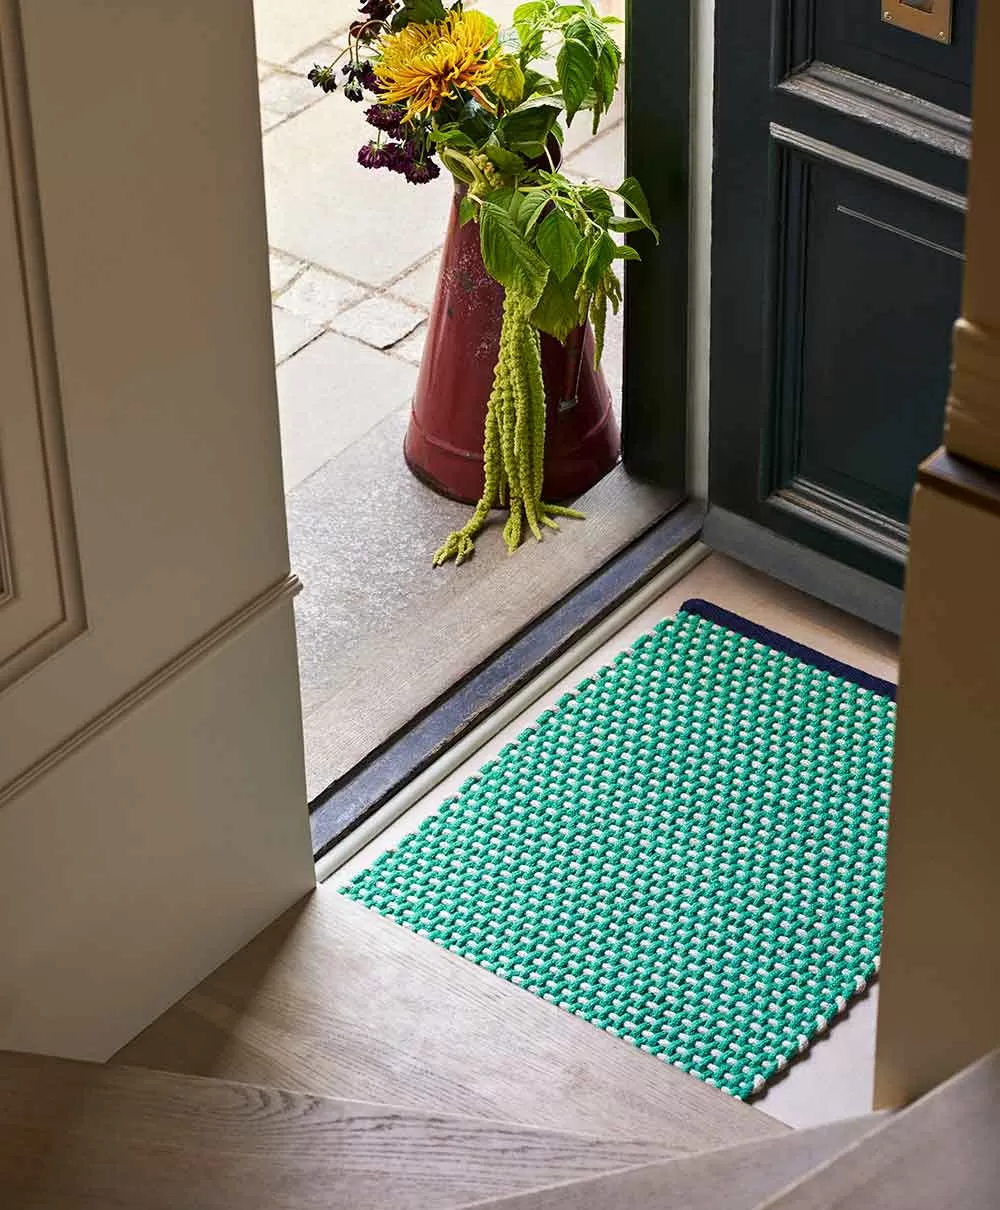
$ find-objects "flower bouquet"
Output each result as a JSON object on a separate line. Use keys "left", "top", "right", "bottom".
{"left": 309, "top": 0, "right": 657, "bottom": 565}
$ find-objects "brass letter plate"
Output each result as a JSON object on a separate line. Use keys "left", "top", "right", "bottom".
{"left": 882, "top": 0, "right": 953, "bottom": 44}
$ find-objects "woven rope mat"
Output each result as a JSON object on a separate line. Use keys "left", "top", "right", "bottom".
{"left": 343, "top": 600, "right": 896, "bottom": 1099}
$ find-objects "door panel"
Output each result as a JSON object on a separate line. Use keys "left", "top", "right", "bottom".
{"left": 820, "top": 1, "right": 975, "bottom": 110}
{"left": 711, "top": 0, "right": 973, "bottom": 585}
{"left": 774, "top": 154, "right": 965, "bottom": 525}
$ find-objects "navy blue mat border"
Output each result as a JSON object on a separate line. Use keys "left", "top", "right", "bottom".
{"left": 680, "top": 598, "right": 897, "bottom": 701}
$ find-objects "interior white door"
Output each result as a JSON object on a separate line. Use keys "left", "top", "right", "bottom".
{"left": 0, "top": 0, "right": 314, "bottom": 1059}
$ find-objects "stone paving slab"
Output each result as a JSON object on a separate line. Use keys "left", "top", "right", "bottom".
{"left": 254, "top": 0, "right": 357, "bottom": 66}
{"left": 331, "top": 295, "right": 425, "bottom": 349}
{"left": 277, "top": 264, "right": 368, "bottom": 324}
{"left": 388, "top": 253, "right": 442, "bottom": 311}
{"left": 392, "top": 322, "right": 428, "bottom": 365}
{"left": 277, "top": 330, "right": 418, "bottom": 491}
{"left": 271, "top": 306, "right": 322, "bottom": 364}
{"left": 263, "top": 97, "right": 453, "bottom": 284}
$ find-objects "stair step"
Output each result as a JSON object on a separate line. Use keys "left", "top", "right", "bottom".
{"left": 752, "top": 1047, "right": 1000, "bottom": 1209}
{"left": 1, "top": 1050, "right": 720, "bottom": 1209}
{"left": 447, "top": 1115, "right": 881, "bottom": 1210}
{"left": 116, "top": 891, "right": 783, "bottom": 1147}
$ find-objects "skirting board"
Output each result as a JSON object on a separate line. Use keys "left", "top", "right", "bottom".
{"left": 703, "top": 506, "right": 903, "bottom": 635}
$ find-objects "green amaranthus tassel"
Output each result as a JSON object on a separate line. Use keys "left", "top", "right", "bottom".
{"left": 433, "top": 287, "right": 584, "bottom": 568}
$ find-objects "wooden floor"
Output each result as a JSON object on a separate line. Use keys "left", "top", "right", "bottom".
{"left": 117, "top": 553, "right": 899, "bottom": 1148}
{"left": 0, "top": 1051, "right": 873, "bottom": 1210}
{"left": 116, "top": 893, "right": 782, "bottom": 1148}
{"left": 0, "top": 1052, "right": 680, "bottom": 1209}
{"left": 448, "top": 1116, "right": 881, "bottom": 1210}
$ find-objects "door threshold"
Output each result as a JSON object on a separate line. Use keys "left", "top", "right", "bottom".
{"left": 312, "top": 501, "right": 706, "bottom": 872}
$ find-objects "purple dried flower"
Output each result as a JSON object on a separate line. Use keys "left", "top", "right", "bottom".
{"left": 382, "top": 139, "right": 419, "bottom": 174}
{"left": 307, "top": 65, "right": 338, "bottom": 93}
{"left": 404, "top": 158, "right": 441, "bottom": 185}
{"left": 365, "top": 103, "right": 407, "bottom": 132}
{"left": 341, "top": 59, "right": 379, "bottom": 101}
{"left": 357, "top": 142, "right": 390, "bottom": 169}
{"left": 359, "top": 0, "right": 394, "bottom": 19}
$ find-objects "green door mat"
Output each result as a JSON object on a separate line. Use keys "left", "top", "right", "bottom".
{"left": 344, "top": 600, "right": 896, "bottom": 1099}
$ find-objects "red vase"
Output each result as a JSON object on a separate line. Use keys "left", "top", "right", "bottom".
{"left": 404, "top": 183, "right": 621, "bottom": 504}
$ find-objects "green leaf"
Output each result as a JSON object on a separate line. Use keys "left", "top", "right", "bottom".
{"left": 439, "top": 97, "right": 496, "bottom": 147}
{"left": 531, "top": 268, "right": 585, "bottom": 343}
{"left": 479, "top": 201, "right": 550, "bottom": 309}
{"left": 563, "top": 14, "right": 595, "bottom": 48}
{"left": 537, "top": 209, "right": 582, "bottom": 280}
{"left": 439, "top": 148, "right": 477, "bottom": 185}
{"left": 590, "top": 288, "right": 607, "bottom": 369}
{"left": 485, "top": 187, "right": 519, "bottom": 218}
{"left": 577, "top": 184, "right": 615, "bottom": 220}
{"left": 513, "top": 1, "right": 546, "bottom": 22}
{"left": 431, "top": 125, "right": 478, "bottom": 149}
{"left": 459, "top": 194, "right": 478, "bottom": 227}
{"left": 556, "top": 37, "right": 596, "bottom": 124}
{"left": 523, "top": 69, "right": 559, "bottom": 96}
{"left": 492, "top": 58, "right": 526, "bottom": 107}
{"left": 583, "top": 230, "right": 617, "bottom": 291}
{"left": 608, "top": 216, "right": 646, "bottom": 234}
{"left": 613, "top": 243, "right": 641, "bottom": 261}
{"left": 615, "top": 177, "right": 659, "bottom": 240}
{"left": 391, "top": 0, "right": 447, "bottom": 30}
{"left": 594, "top": 41, "right": 620, "bottom": 132}
{"left": 605, "top": 268, "right": 622, "bottom": 313}
{"left": 518, "top": 190, "right": 550, "bottom": 234}
{"left": 515, "top": 141, "right": 549, "bottom": 162}
{"left": 497, "top": 95, "right": 563, "bottom": 150}
{"left": 483, "top": 138, "right": 526, "bottom": 174}
{"left": 516, "top": 30, "right": 545, "bottom": 61}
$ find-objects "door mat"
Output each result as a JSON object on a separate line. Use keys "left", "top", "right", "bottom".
{"left": 342, "top": 600, "right": 896, "bottom": 1099}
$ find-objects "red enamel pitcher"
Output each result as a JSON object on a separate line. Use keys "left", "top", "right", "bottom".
{"left": 404, "top": 181, "right": 621, "bottom": 504}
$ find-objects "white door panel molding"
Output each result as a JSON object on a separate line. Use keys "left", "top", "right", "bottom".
{"left": 0, "top": 2, "right": 85, "bottom": 691}
{"left": 0, "top": 0, "right": 293, "bottom": 794}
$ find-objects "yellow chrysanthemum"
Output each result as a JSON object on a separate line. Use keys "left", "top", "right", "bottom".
{"left": 375, "top": 10, "right": 500, "bottom": 119}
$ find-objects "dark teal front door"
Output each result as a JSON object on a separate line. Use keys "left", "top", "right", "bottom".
{"left": 710, "top": 1, "right": 974, "bottom": 587}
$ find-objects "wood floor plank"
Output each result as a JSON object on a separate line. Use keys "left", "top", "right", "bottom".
{"left": 115, "top": 891, "right": 784, "bottom": 1146}
{"left": 451, "top": 1115, "right": 881, "bottom": 1210}
{"left": 753, "top": 1048, "right": 1000, "bottom": 1209}
{"left": 0, "top": 1051, "right": 712, "bottom": 1209}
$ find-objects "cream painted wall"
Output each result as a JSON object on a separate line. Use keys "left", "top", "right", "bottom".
{"left": 0, "top": 0, "right": 314, "bottom": 1057}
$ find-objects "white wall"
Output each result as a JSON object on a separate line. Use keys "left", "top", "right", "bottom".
{"left": 0, "top": 0, "right": 315, "bottom": 1058}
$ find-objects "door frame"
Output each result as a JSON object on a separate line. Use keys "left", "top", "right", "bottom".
{"left": 622, "top": 0, "right": 694, "bottom": 491}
